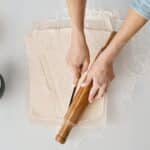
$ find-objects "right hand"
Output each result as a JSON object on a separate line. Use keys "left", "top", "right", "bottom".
{"left": 66, "top": 30, "right": 90, "bottom": 85}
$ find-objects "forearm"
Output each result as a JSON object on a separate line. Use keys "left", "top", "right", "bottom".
{"left": 102, "top": 8, "right": 148, "bottom": 63}
{"left": 66, "top": 0, "right": 87, "bottom": 33}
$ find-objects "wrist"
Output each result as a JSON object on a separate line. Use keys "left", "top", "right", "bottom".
{"left": 72, "top": 26, "right": 84, "bottom": 35}
{"left": 71, "top": 28, "right": 87, "bottom": 45}
{"left": 99, "top": 42, "right": 121, "bottom": 64}
{"left": 97, "top": 50, "right": 115, "bottom": 66}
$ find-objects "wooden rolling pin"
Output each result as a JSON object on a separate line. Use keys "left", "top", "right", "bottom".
{"left": 55, "top": 31, "right": 116, "bottom": 144}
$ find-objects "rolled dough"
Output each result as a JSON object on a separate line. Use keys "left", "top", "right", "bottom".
{"left": 26, "top": 14, "right": 115, "bottom": 128}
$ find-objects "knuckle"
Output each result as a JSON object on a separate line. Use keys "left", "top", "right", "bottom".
{"left": 94, "top": 79, "right": 103, "bottom": 87}
{"left": 109, "top": 74, "right": 115, "bottom": 81}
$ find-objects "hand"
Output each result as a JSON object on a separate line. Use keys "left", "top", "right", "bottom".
{"left": 66, "top": 30, "right": 90, "bottom": 85}
{"left": 82, "top": 53, "right": 115, "bottom": 103}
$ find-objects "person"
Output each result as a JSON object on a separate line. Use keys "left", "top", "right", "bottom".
{"left": 66, "top": 0, "right": 150, "bottom": 103}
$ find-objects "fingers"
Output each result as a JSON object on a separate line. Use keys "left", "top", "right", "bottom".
{"left": 89, "top": 79, "right": 108, "bottom": 103}
{"left": 88, "top": 78, "right": 100, "bottom": 103}
{"left": 69, "top": 65, "right": 81, "bottom": 85}
{"left": 94, "top": 83, "right": 107, "bottom": 100}
{"left": 81, "top": 74, "right": 92, "bottom": 87}
{"left": 81, "top": 60, "right": 89, "bottom": 74}
{"left": 67, "top": 60, "right": 89, "bottom": 86}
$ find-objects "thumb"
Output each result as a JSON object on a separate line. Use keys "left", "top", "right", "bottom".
{"left": 71, "top": 66, "right": 81, "bottom": 85}
{"left": 81, "top": 74, "right": 91, "bottom": 87}
{"left": 81, "top": 60, "right": 89, "bottom": 74}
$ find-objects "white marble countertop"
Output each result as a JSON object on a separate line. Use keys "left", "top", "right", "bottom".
{"left": 0, "top": 0, "right": 150, "bottom": 150}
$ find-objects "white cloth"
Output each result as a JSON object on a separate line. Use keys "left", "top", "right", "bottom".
{"left": 26, "top": 12, "right": 117, "bottom": 128}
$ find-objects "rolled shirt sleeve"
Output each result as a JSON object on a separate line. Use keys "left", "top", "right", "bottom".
{"left": 131, "top": 0, "right": 150, "bottom": 19}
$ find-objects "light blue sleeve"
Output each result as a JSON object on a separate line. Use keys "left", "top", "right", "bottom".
{"left": 131, "top": 0, "right": 150, "bottom": 19}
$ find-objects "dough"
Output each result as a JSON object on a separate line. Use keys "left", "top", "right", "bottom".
{"left": 26, "top": 15, "right": 115, "bottom": 128}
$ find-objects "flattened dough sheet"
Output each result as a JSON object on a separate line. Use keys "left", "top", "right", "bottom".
{"left": 26, "top": 17, "right": 114, "bottom": 128}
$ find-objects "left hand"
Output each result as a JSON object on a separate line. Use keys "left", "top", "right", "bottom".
{"left": 82, "top": 53, "right": 115, "bottom": 103}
